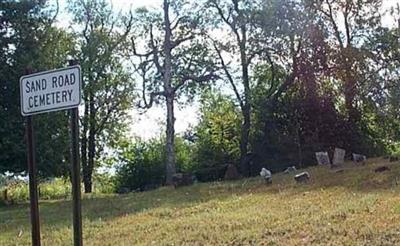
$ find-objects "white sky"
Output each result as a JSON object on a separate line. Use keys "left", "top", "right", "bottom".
{"left": 54, "top": 0, "right": 399, "bottom": 140}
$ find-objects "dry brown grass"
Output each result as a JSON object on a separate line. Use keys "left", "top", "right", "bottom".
{"left": 1, "top": 157, "right": 400, "bottom": 245}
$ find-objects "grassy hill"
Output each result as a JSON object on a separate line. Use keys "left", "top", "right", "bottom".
{"left": 1, "top": 157, "right": 400, "bottom": 245}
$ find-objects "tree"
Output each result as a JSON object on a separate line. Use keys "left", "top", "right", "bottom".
{"left": 250, "top": 0, "right": 345, "bottom": 167}
{"left": 69, "top": 0, "right": 135, "bottom": 192}
{"left": 206, "top": 0, "right": 310, "bottom": 175}
{"left": 311, "top": 0, "right": 382, "bottom": 124}
{"left": 130, "top": 0, "right": 217, "bottom": 185}
{"left": 0, "top": 0, "right": 75, "bottom": 177}
{"left": 360, "top": 3, "right": 400, "bottom": 152}
{"left": 206, "top": 0, "right": 273, "bottom": 176}
{"left": 193, "top": 91, "right": 241, "bottom": 168}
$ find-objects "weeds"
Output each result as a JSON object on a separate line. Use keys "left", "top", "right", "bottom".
{"left": 1, "top": 158, "right": 400, "bottom": 245}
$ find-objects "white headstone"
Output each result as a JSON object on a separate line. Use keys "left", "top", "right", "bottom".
{"left": 294, "top": 172, "right": 310, "bottom": 183}
{"left": 352, "top": 153, "right": 366, "bottom": 162}
{"left": 333, "top": 148, "right": 345, "bottom": 166}
{"left": 260, "top": 168, "right": 272, "bottom": 183}
{"left": 284, "top": 166, "right": 297, "bottom": 174}
{"left": 315, "top": 152, "right": 331, "bottom": 165}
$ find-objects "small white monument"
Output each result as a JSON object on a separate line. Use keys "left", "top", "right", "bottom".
{"left": 260, "top": 168, "right": 272, "bottom": 183}
{"left": 332, "top": 148, "right": 345, "bottom": 167}
{"left": 294, "top": 172, "right": 310, "bottom": 183}
{"left": 352, "top": 153, "right": 366, "bottom": 163}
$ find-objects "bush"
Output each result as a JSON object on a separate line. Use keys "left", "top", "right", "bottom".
{"left": 114, "top": 137, "right": 197, "bottom": 192}
{"left": 0, "top": 180, "right": 29, "bottom": 203}
{"left": 194, "top": 165, "right": 227, "bottom": 182}
{"left": 93, "top": 173, "right": 116, "bottom": 194}
{"left": 115, "top": 139, "right": 165, "bottom": 192}
{"left": 0, "top": 178, "right": 72, "bottom": 203}
{"left": 193, "top": 92, "right": 241, "bottom": 169}
{"left": 0, "top": 175, "right": 116, "bottom": 204}
{"left": 38, "top": 179, "right": 71, "bottom": 200}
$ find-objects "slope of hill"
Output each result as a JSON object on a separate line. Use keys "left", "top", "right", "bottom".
{"left": 1, "top": 157, "right": 400, "bottom": 245}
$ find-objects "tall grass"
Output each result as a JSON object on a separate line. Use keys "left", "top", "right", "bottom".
{"left": 0, "top": 174, "right": 115, "bottom": 204}
{"left": 2, "top": 158, "right": 400, "bottom": 245}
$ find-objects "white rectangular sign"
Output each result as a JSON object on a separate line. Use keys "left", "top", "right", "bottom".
{"left": 20, "top": 66, "right": 81, "bottom": 116}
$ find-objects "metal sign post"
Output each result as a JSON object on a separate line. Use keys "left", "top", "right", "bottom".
{"left": 20, "top": 64, "right": 83, "bottom": 246}
{"left": 26, "top": 114, "right": 41, "bottom": 246}
{"left": 70, "top": 107, "right": 82, "bottom": 246}
{"left": 69, "top": 61, "right": 83, "bottom": 246}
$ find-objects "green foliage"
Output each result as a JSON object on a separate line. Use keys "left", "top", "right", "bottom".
{"left": 114, "top": 137, "right": 195, "bottom": 191}
{"left": 115, "top": 139, "right": 165, "bottom": 191}
{"left": 0, "top": 178, "right": 71, "bottom": 203}
{"left": 92, "top": 173, "right": 117, "bottom": 194}
{"left": 0, "top": 1, "right": 75, "bottom": 177}
{"left": 193, "top": 91, "right": 241, "bottom": 168}
{"left": 1, "top": 0, "right": 399, "bottom": 191}
{"left": 0, "top": 176, "right": 116, "bottom": 204}
{"left": 68, "top": 0, "right": 135, "bottom": 192}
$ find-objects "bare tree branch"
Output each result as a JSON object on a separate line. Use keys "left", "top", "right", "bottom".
{"left": 138, "top": 91, "right": 166, "bottom": 109}
{"left": 171, "top": 16, "right": 185, "bottom": 31}
{"left": 173, "top": 73, "right": 217, "bottom": 92}
{"left": 131, "top": 37, "right": 153, "bottom": 57}
{"left": 171, "top": 35, "right": 194, "bottom": 49}
{"left": 213, "top": 42, "right": 244, "bottom": 109}
{"left": 149, "top": 24, "right": 163, "bottom": 74}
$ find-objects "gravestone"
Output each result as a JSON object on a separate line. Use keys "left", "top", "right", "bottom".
{"left": 332, "top": 148, "right": 345, "bottom": 168}
{"left": 375, "top": 166, "right": 390, "bottom": 173}
{"left": 294, "top": 172, "right": 310, "bottom": 183}
{"left": 315, "top": 152, "right": 331, "bottom": 165}
{"left": 172, "top": 173, "right": 194, "bottom": 188}
{"left": 260, "top": 168, "right": 272, "bottom": 184}
{"left": 284, "top": 166, "right": 297, "bottom": 174}
{"left": 352, "top": 153, "right": 366, "bottom": 163}
{"left": 224, "top": 164, "right": 240, "bottom": 180}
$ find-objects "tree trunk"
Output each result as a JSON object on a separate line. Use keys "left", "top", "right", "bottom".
{"left": 239, "top": 42, "right": 251, "bottom": 176}
{"left": 83, "top": 94, "right": 95, "bottom": 193}
{"left": 165, "top": 95, "right": 176, "bottom": 185}
{"left": 342, "top": 47, "right": 360, "bottom": 125}
{"left": 296, "top": 125, "right": 303, "bottom": 168}
{"left": 344, "top": 77, "right": 358, "bottom": 123}
{"left": 81, "top": 100, "right": 89, "bottom": 192}
{"left": 163, "top": 0, "right": 176, "bottom": 185}
{"left": 239, "top": 104, "right": 251, "bottom": 176}
{"left": 85, "top": 133, "right": 94, "bottom": 193}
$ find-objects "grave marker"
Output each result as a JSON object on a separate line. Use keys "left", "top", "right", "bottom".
{"left": 332, "top": 148, "right": 346, "bottom": 167}
{"left": 315, "top": 152, "right": 331, "bottom": 165}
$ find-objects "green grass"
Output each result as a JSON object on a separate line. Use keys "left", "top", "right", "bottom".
{"left": 0, "top": 174, "right": 115, "bottom": 204}
{"left": 2, "top": 158, "right": 400, "bottom": 245}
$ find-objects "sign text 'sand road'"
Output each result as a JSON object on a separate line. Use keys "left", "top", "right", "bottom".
{"left": 20, "top": 66, "right": 81, "bottom": 116}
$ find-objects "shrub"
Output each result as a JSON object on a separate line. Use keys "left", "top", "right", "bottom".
{"left": 194, "top": 165, "right": 227, "bottom": 182}
{"left": 38, "top": 179, "right": 71, "bottom": 200}
{"left": 114, "top": 137, "right": 197, "bottom": 192}
{"left": 115, "top": 139, "right": 165, "bottom": 192}
{"left": 93, "top": 173, "right": 117, "bottom": 194}
{"left": 0, "top": 175, "right": 116, "bottom": 204}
